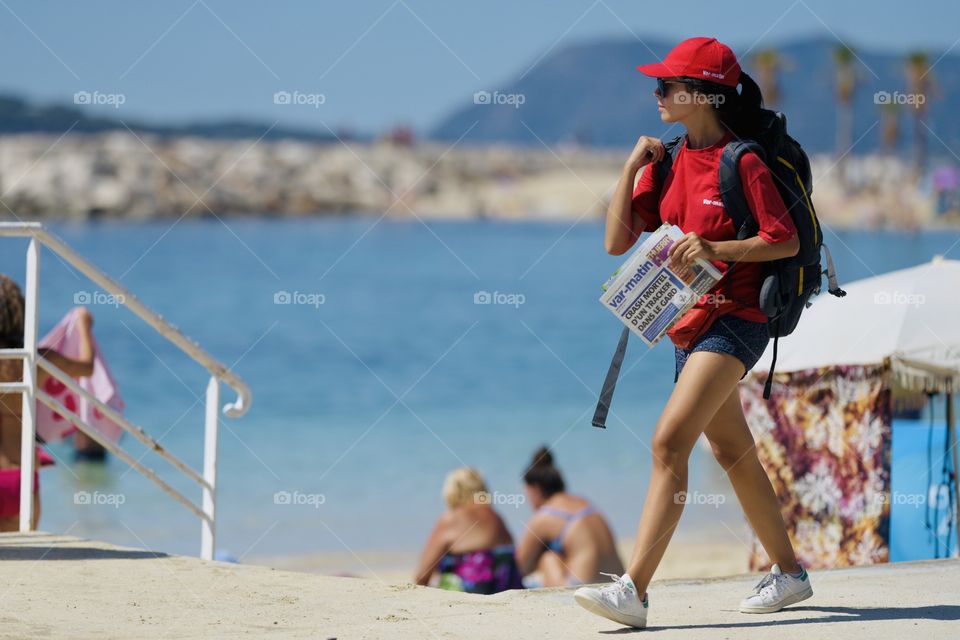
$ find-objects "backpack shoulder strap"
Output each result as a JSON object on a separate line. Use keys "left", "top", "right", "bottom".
{"left": 718, "top": 140, "right": 764, "bottom": 240}
{"left": 656, "top": 135, "right": 684, "bottom": 189}
{"left": 591, "top": 326, "right": 630, "bottom": 428}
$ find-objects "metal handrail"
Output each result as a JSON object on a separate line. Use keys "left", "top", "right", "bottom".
{"left": 0, "top": 222, "right": 251, "bottom": 418}
{"left": 35, "top": 388, "right": 208, "bottom": 522}
{"left": 0, "top": 221, "right": 247, "bottom": 559}
{"left": 38, "top": 356, "right": 210, "bottom": 491}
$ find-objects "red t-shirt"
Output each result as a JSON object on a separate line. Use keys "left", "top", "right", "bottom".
{"left": 630, "top": 130, "right": 797, "bottom": 325}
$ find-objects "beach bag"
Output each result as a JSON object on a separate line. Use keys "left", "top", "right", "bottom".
{"left": 592, "top": 111, "right": 846, "bottom": 428}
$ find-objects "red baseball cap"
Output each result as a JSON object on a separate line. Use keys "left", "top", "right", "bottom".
{"left": 636, "top": 37, "right": 741, "bottom": 88}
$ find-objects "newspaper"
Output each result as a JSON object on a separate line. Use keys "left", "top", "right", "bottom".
{"left": 600, "top": 224, "right": 723, "bottom": 347}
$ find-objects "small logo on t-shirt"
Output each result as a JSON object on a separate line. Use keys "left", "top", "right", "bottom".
{"left": 702, "top": 198, "right": 724, "bottom": 208}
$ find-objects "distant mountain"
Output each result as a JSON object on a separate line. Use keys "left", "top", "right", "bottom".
{"left": 0, "top": 94, "right": 342, "bottom": 142}
{"left": 429, "top": 36, "right": 960, "bottom": 154}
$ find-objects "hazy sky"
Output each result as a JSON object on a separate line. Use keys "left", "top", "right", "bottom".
{"left": 3, "top": 0, "right": 958, "bottom": 133}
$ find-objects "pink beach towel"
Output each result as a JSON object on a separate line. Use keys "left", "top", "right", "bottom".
{"left": 35, "top": 307, "right": 125, "bottom": 444}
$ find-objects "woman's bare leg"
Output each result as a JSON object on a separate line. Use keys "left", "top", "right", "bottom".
{"left": 703, "top": 388, "right": 800, "bottom": 572}
{"left": 537, "top": 551, "right": 568, "bottom": 587}
{"left": 626, "top": 351, "right": 746, "bottom": 595}
{"left": 0, "top": 515, "right": 15, "bottom": 532}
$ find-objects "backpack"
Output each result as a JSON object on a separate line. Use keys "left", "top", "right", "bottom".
{"left": 592, "top": 110, "right": 846, "bottom": 429}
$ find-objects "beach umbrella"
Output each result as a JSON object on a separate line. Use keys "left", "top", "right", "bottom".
{"left": 752, "top": 255, "right": 960, "bottom": 555}
{"left": 754, "top": 256, "right": 960, "bottom": 376}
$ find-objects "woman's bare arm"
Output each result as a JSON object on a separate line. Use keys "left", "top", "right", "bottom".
{"left": 0, "top": 308, "right": 97, "bottom": 423}
{"left": 39, "top": 307, "right": 95, "bottom": 378}
{"left": 605, "top": 136, "right": 665, "bottom": 256}
{"left": 669, "top": 232, "right": 800, "bottom": 267}
{"left": 710, "top": 234, "right": 800, "bottom": 262}
{"left": 515, "top": 515, "right": 548, "bottom": 576}
{"left": 413, "top": 513, "right": 452, "bottom": 586}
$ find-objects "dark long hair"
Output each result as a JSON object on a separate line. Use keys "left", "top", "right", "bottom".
{"left": 684, "top": 71, "right": 765, "bottom": 140}
{"left": 0, "top": 275, "right": 24, "bottom": 349}
{"left": 713, "top": 71, "right": 765, "bottom": 139}
{"left": 523, "top": 446, "right": 565, "bottom": 498}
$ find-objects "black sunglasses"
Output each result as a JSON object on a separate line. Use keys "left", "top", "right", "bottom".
{"left": 656, "top": 77, "right": 694, "bottom": 97}
{"left": 657, "top": 76, "right": 728, "bottom": 101}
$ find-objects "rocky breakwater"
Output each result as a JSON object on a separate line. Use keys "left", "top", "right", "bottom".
{"left": 0, "top": 132, "right": 625, "bottom": 221}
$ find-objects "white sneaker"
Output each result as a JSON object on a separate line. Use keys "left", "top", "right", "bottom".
{"left": 739, "top": 563, "right": 813, "bottom": 613}
{"left": 574, "top": 572, "right": 648, "bottom": 629}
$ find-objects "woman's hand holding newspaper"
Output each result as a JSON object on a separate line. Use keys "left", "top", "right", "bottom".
{"left": 668, "top": 231, "right": 717, "bottom": 269}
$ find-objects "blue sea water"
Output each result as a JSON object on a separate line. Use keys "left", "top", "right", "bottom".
{"left": 1, "top": 218, "right": 957, "bottom": 560}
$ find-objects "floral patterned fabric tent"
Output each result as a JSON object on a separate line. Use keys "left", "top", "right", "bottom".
{"left": 742, "top": 257, "right": 960, "bottom": 569}
{"left": 741, "top": 364, "right": 891, "bottom": 569}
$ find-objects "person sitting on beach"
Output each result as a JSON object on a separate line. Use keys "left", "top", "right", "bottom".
{"left": 516, "top": 447, "right": 624, "bottom": 586}
{"left": 0, "top": 274, "right": 97, "bottom": 531}
{"left": 414, "top": 467, "right": 524, "bottom": 594}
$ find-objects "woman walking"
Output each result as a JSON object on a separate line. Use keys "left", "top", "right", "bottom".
{"left": 574, "top": 37, "right": 813, "bottom": 629}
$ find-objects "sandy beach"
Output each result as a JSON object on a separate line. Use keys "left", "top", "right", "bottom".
{"left": 250, "top": 530, "right": 751, "bottom": 585}
{"left": 1, "top": 531, "right": 956, "bottom": 639}
{"left": 2, "top": 5, "right": 959, "bottom": 640}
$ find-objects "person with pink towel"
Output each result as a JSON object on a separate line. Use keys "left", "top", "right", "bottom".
{"left": 0, "top": 274, "right": 112, "bottom": 530}
{"left": 35, "top": 305, "right": 125, "bottom": 448}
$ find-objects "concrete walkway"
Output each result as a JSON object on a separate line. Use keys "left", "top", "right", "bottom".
{"left": 0, "top": 532, "right": 957, "bottom": 639}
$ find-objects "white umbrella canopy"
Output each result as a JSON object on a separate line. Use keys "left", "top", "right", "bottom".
{"left": 752, "top": 256, "right": 960, "bottom": 390}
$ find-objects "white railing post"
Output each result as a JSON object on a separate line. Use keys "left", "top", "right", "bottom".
{"left": 19, "top": 239, "right": 40, "bottom": 532}
{"left": 201, "top": 375, "right": 220, "bottom": 561}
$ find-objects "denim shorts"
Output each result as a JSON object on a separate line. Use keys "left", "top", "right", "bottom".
{"left": 674, "top": 315, "right": 770, "bottom": 382}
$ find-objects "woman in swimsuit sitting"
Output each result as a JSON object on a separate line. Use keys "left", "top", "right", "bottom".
{"left": 517, "top": 447, "right": 624, "bottom": 586}
{"left": 0, "top": 274, "right": 97, "bottom": 531}
{"left": 414, "top": 467, "right": 524, "bottom": 594}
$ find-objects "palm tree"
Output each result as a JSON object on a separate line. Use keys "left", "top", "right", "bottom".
{"left": 752, "top": 49, "right": 782, "bottom": 108}
{"left": 833, "top": 45, "right": 856, "bottom": 184}
{"left": 905, "top": 51, "right": 932, "bottom": 179}
{"left": 880, "top": 102, "right": 901, "bottom": 155}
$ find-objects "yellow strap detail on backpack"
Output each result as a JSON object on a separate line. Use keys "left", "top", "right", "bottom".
{"left": 776, "top": 156, "right": 818, "bottom": 246}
